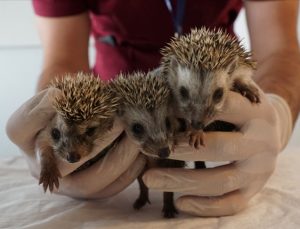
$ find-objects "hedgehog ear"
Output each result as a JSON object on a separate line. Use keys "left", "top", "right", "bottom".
{"left": 116, "top": 107, "right": 125, "bottom": 117}
{"left": 47, "top": 87, "right": 63, "bottom": 104}
{"left": 227, "top": 56, "right": 239, "bottom": 74}
{"left": 169, "top": 55, "right": 180, "bottom": 70}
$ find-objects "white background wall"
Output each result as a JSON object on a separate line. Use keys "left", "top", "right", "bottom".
{"left": 0, "top": 1, "right": 299, "bottom": 157}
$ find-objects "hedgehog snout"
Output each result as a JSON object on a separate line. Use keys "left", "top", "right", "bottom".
{"left": 158, "top": 147, "right": 170, "bottom": 159}
{"left": 66, "top": 152, "right": 81, "bottom": 163}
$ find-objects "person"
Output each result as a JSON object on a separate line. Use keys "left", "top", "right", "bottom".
{"left": 6, "top": 0, "right": 300, "bottom": 216}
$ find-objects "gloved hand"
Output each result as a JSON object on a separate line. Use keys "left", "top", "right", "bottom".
{"left": 6, "top": 88, "right": 146, "bottom": 199}
{"left": 142, "top": 89, "right": 293, "bottom": 216}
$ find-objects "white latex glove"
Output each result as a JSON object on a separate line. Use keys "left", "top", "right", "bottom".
{"left": 6, "top": 88, "right": 146, "bottom": 199}
{"left": 143, "top": 90, "right": 293, "bottom": 216}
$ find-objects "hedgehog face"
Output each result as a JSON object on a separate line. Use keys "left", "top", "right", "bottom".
{"left": 167, "top": 63, "right": 230, "bottom": 129}
{"left": 47, "top": 114, "right": 113, "bottom": 163}
{"left": 118, "top": 105, "right": 174, "bottom": 159}
{"left": 111, "top": 71, "right": 174, "bottom": 158}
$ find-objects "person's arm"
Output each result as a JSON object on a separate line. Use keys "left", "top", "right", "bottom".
{"left": 245, "top": 0, "right": 300, "bottom": 125}
{"left": 36, "top": 12, "right": 90, "bottom": 91}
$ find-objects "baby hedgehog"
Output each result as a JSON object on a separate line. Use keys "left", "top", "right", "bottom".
{"left": 36, "top": 73, "right": 119, "bottom": 192}
{"left": 110, "top": 71, "right": 184, "bottom": 218}
{"left": 161, "top": 27, "right": 260, "bottom": 148}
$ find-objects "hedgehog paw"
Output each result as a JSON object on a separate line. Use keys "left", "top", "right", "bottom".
{"left": 189, "top": 131, "right": 205, "bottom": 149}
{"left": 170, "top": 138, "right": 178, "bottom": 152}
{"left": 133, "top": 196, "right": 151, "bottom": 210}
{"left": 39, "top": 165, "right": 61, "bottom": 193}
{"left": 233, "top": 80, "right": 261, "bottom": 104}
{"left": 162, "top": 203, "right": 178, "bottom": 218}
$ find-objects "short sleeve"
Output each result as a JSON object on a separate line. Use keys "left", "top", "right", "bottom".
{"left": 32, "top": 0, "right": 89, "bottom": 17}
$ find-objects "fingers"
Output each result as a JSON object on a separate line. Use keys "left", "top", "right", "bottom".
{"left": 6, "top": 88, "right": 61, "bottom": 153}
{"left": 84, "top": 155, "right": 146, "bottom": 199}
{"left": 215, "top": 91, "right": 271, "bottom": 126}
{"left": 169, "top": 132, "right": 263, "bottom": 162}
{"left": 143, "top": 163, "right": 254, "bottom": 196}
{"left": 57, "top": 135, "right": 141, "bottom": 196}
{"left": 176, "top": 190, "right": 248, "bottom": 217}
{"left": 175, "top": 177, "right": 270, "bottom": 217}
{"left": 143, "top": 160, "right": 274, "bottom": 196}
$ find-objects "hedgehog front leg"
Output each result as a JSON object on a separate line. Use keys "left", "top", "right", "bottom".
{"left": 170, "top": 117, "right": 185, "bottom": 152}
{"left": 38, "top": 145, "right": 61, "bottom": 193}
{"left": 232, "top": 77, "right": 260, "bottom": 103}
{"left": 174, "top": 118, "right": 205, "bottom": 149}
{"left": 230, "top": 65, "right": 260, "bottom": 103}
{"left": 189, "top": 130, "right": 205, "bottom": 149}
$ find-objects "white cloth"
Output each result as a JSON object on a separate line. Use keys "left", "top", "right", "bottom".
{"left": 0, "top": 146, "right": 299, "bottom": 229}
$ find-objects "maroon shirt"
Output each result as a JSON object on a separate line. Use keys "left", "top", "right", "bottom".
{"left": 33, "top": 0, "right": 242, "bottom": 81}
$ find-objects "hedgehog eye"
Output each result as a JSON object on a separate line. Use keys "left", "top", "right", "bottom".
{"left": 213, "top": 88, "right": 224, "bottom": 103}
{"left": 86, "top": 127, "right": 97, "bottom": 137}
{"left": 165, "top": 117, "right": 171, "bottom": 131}
{"left": 131, "top": 123, "right": 144, "bottom": 136}
{"left": 51, "top": 128, "right": 61, "bottom": 141}
{"left": 179, "top": 86, "right": 189, "bottom": 100}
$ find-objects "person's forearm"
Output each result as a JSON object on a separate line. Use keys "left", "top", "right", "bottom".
{"left": 254, "top": 50, "right": 300, "bottom": 126}
{"left": 35, "top": 13, "right": 91, "bottom": 92}
{"left": 36, "top": 63, "right": 90, "bottom": 92}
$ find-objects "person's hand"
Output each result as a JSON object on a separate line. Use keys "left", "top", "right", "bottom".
{"left": 6, "top": 88, "right": 146, "bottom": 199}
{"left": 142, "top": 89, "right": 293, "bottom": 216}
